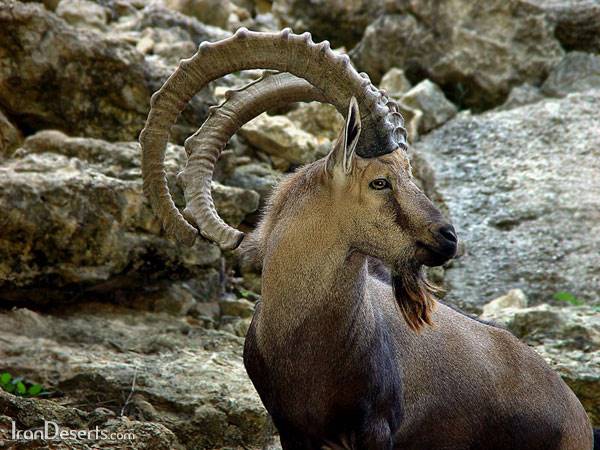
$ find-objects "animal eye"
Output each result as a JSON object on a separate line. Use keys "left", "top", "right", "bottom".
{"left": 369, "top": 178, "right": 391, "bottom": 190}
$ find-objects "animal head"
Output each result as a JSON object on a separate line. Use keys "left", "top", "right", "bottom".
{"left": 246, "top": 98, "right": 456, "bottom": 329}
{"left": 322, "top": 98, "right": 457, "bottom": 329}
{"left": 139, "top": 28, "right": 457, "bottom": 330}
{"left": 325, "top": 98, "right": 457, "bottom": 271}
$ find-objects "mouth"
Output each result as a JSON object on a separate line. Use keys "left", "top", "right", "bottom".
{"left": 415, "top": 241, "right": 457, "bottom": 267}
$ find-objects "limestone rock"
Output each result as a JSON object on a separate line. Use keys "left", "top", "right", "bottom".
{"left": 211, "top": 182, "right": 260, "bottom": 227}
{"left": 219, "top": 297, "right": 255, "bottom": 319}
{"left": 286, "top": 102, "right": 344, "bottom": 142}
{"left": 239, "top": 113, "right": 322, "bottom": 168}
{"left": 225, "top": 162, "right": 282, "bottom": 207}
{"left": 526, "top": 0, "right": 600, "bottom": 53}
{"left": 481, "top": 289, "right": 529, "bottom": 318}
{"left": 379, "top": 68, "right": 412, "bottom": 97}
{"left": 272, "top": 0, "right": 384, "bottom": 48}
{"left": 0, "top": 304, "right": 270, "bottom": 448}
{"left": 0, "top": 1, "right": 216, "bottom": 143}
{"left": 0, "top": 390, "right": 183, "bottom": 449}
{"left": 115, "top": 4, "right": 229, "bottom": 46}
{"left": 0, "top": 131, "right": 258, "bottom": 303}
{"left": 534, "top": 344, "right": 600, "bottom": 426}
{"left": 351, "top": 2, "right": 564, "bottom": 110}
{"left": 55, "top": 0, "right": 109, "bottom": 30}
{"left": 542, "top": 52, "right": 600, "bottom": 97}
{"left": 414, "top": 91, "right": 600, "bottom": 307}
{"left": 497, "top": 84, "right": 545, "bottom": 111}
{"left": 400, "top": 80, "right": 457, "bottom": 134}
{"left": 164, "top": 0, "right": 232, "bottom": 28}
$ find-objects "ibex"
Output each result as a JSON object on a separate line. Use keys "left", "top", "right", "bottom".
{"left": 140, "top": 29, "right": 594, "bottom": 450}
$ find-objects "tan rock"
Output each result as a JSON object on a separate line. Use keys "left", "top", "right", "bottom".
{"left": 379, "top": 68, "right": 412, "bottom": 97}
{"left": 239, "top": 113, "right": 321, "bottom": 166}
{"left": 400, "top": 80, "right": 457, "bottom": 133}
{"left": 481, "top": 289, "right": 528, "bottom": 318}
{"left": 286, "top": 102, "right": 344, "bottom": 142}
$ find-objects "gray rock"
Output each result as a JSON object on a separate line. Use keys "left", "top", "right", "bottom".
{"left": 414, "top": 91, "right": 600, "bottom": 308}
{"left": 0, "top": 389, "right": 183, "bottom": 449}
{"left": 192, "top": 301, "right": 221, "bottom": 321}
{"left": 0, "top": 131, "right": 258, "bottom": 303}
{"left": 497, "top": 84, "right": 545, "bottom": 111}
{"left": 351, "top": 2, "right": 564, "bottom": 110}
{"left": 211, "top": 181, "right": 260, "bottom": 226}
{"left": 133, "top": 27, "right": 198, "bottom": 66}
{"left": 225, "top": 162, "right": 282, "bottom": 206}
{"left": 129, "top": 282, "right": 197, "bottom": 316}
{"left": 0, "top": 305, "right": 270, "bottom": 448}
{"left": 114, "top": 4, "right": 229, "bottom": 46}
{"left": 535, "top": 344, "right": 600, "bottom": 426}
{"left": 0, "top": 1, "right": 215, "bottom": 143}
{"left": 542, "top": 52, "right": 600, "bottom": 97}
{"left": 219, "top": 297, "right": 255, "bottom": 319}
{"left": 508, "top": 305, "right": 599, "bottom": 350}
{"left": 400, "top": 80, "right": 457, "bottom": 134}
{"left": 526, "top": 0, "right": 600, "bottom": 53}
{"left": 272, "top": 0, "right": 384, "bottom": 48}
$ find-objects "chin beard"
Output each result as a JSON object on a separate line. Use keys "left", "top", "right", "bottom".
{"left": 391, "top": 265, "right": 440, "bottom": 332}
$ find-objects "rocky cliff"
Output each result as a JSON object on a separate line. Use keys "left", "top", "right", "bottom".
{"left": 0, "top": 0, "right": 598, "bottom": 448}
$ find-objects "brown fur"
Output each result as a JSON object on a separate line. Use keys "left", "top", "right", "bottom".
{"left": 241, "top": 149, "right": 444, "bottom": 332}
{"left": 239, "top": 104, "right": 593, "bottom": 449}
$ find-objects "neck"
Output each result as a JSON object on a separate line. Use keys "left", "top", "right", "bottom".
{"left": 258, "top": 211, "right": 375, "bottom": 344}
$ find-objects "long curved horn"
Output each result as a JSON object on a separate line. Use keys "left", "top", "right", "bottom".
{"left": 140, "top": 28, "right": 406, "bottom": 247}
{"left": 181, "top": 72, "right": 328, "bottom": 249}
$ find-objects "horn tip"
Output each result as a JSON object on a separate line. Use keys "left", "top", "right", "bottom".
{"left": 222, "top": 231, "right": 245, "bottom": 251}
{"left": 172, "top": 220, "right": 198, "bottom": 247}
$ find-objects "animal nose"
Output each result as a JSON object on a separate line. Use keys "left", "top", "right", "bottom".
{"left": 437, "top": 223, "right": 457, "bottom": 244}
{"left": 430, "top": 222, "right": 458, "bottom": 256}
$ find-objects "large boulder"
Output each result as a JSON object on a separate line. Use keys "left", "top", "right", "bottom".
{"left": 351, "top": 1, "right": 564, "bottom": 110}
{"left": 286, "top": 102, "right": 345, "bottom": 142}
{"left": 414, "top": 91, "right": 600, "bottom": 308}
{"left": 0, "top": 131, "right": 259, "bottom": 303}
{"left": 0, "top": 1, "right": 221, "bottom": 143}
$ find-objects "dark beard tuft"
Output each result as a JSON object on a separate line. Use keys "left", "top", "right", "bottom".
{"left": 391, "top": 266, "right": 440, "bottom": 332}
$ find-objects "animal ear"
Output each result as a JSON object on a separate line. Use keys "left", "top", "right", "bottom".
{"left": 327, "top": 96, "right": 362, "bottom": 175}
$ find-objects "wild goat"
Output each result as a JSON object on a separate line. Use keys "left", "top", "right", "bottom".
{"left": 140, "top": 29, "right": 594, "bottom": 450}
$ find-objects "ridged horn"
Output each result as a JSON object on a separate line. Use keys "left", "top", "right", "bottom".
{"left": 140, "top": 28, "right": 407, "bottom": 248}
{"left": 181, "top": 72, "right": 327, "bottom": 249}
